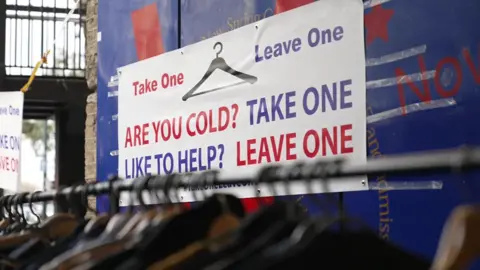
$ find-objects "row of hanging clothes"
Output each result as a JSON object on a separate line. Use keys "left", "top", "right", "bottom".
{"left": 0, "top": 147, "right": 479, "bottom": 270}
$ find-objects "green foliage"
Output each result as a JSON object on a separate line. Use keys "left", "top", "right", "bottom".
{"left": 22, "top": 120, "right": 55, "bottom": 156}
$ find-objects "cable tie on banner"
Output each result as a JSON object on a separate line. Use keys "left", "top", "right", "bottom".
{"left": 20, "top": 0, "right": 81, "bottom": 93}
{"left": 368, "top": 180, "right": 443, "bottom": 191}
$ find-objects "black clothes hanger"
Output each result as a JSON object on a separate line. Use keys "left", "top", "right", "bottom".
{"left": 187, "top": 163, "right": 343, "bottom": 270}
{"left": 80, "top": 176, "right": 127, "bottom": 243}
{"left": 75, "top": 177, "right": 167, "bottom": 270}
{"left": 245, "top": 230, "right": 431, "bottom": 270}
{"left": 175, "top": 201, "right": 306, "bottom": 270}
{"left": 182, "top": 42, "right": 258, "bottom": 101}
{"left": 72, "top": 177, "right": 157, "bottom": 270}
{"left": 9, "top": 187, "right": 87, "bottom": 265}
{"left": 234, "top": 163, "right": 430, "bottom": 270}
{"left": 83, "top": 178, "right": 120, "bottom": 239}
{"left": 176, "top": 166, "right": 308, "bottom": 270}
{"left": 227, "top": 162, "right": 360, "bottom": 269}
{"left": 230, "top": 215, "right": 430, "bottom": 270}
{"left": 35, "top": 177, "right": 164, "bottom": 270}
{"left": 231, "top": 213, "right": 345, "bottom": 270}
{"left": 82, "top": 176, "right": 175, "bottom": 270}
{"left": 34, "top": 181, "right": 126, "bottom": 270}
{"left": 16, "top": 220, "right": 90, "bottom": 270}
{"left": 5, "top": 193, "right": 49, "bottom": 267}
{"left": 15, "top": 188, "right": 93, "bottom": 270}
{"left": 116, "top": 192, "right": 245, "bottom": 270}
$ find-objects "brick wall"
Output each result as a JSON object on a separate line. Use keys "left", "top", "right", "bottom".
{"left": 85, "top": 0, "right": 98, "bottom": 213}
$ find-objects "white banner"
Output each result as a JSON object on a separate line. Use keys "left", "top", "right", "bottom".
{"left": 0, "top": 92, "right": 24, "bottom": 192}
{"left": 118, "top": 0, "right": 367, "bottom": 203}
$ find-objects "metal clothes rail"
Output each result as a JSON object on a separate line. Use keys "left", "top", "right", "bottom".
{"left": 10, "top": 146, "right": 480, "bottom": 205}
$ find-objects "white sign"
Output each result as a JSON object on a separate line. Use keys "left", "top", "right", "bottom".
{"left": 118, "top": 0, "right": 366, "bottom": 203}
{"left": 0, "top": 92, "right": 24, "bottom": 192}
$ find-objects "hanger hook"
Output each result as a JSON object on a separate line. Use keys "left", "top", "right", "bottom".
{"left": 267, "top": 166, "right": 280, "bottom": 199}
{"left": 163, "top": 174, "right": 175, "bottom": 210}
{"left": 156, "top": 175, "right": 166, "bottom": 211}
{"left": 3, "top": 196, "right": 13, "bottom": 222}
{"left": 107, "top": 175, "right": 121, "bottom": 215}
{"left": 3, "top": 196, "right": 12, "bottom": 233}
{"left": 0, "top": 196, "right": 6, "bottom": 220}
{"left": 69, "top": 185, "right": 87, "bottom": 218}
{"left": 66, "top": 185, "right": 76, "bottom": 212}
{"left": 164, "top": 175, "right": 174, "bottom": 208}
{"left": 127, "top": 182, "right": 135, "bottom": 214}
{"left": 255, "top": 166, "right": 279, "bottom": 209}
{"left": 17, "top": 193, "right": 29, "bottom": 225}
{"left": 143, "top": 176, "right": 155, "bottom": 209}
{"left": 29, "top": 191, "right": 42, "bottom": 224}
{"left": 158, "top": 175, "right": 168, "bottom": 207}
{"left": 8, "top": 195, "right": 17, "bottom": 222}
{"left": 204, "top": 171, "right": 218, "bottom": 200}
{"left": 283, "top": 163, "right": 301, "bottom": 211}
{"left": 8, "top": 195, "right": 17, "bottom": 220}
{"left": 13, "top": 193, "right": 26, "bottom": 226}
{"left": 154, "top": 175, "right": 166, "bottom": 211}
{"left": 136, "top": 177, "right": 148, "bottom": 211}
{"left": 173, "top": 174, "right": 184, "bottom": 211}
{"left": 197, "top": 172, "right": 211, "bottom": 203}
{"left": 82, "top": 184, "right": 98, "bottom": 215}
{"left": 309, "top": 159, "right": 343, "bottom": 219}
{"left": 53, "top": 186, "right": 64, "bottom": 214}
{"left": 198, "top": 173, "right": 208, "bottom": 202}
{"left": 3, "top": 195, "right": 14, "bottom": 228}
{"left": 213, "top": 42, "right": 223, "bottom": 58}
{"left": 275, "top": 165, "right": 292, "bottom": 212}
{"left": 11, "top": 194, "right": 20, "bottom": 224}
{"left": 188, "top": 173, "right": 199, "bottom": 206}
{"left": 329, "top": 159, "right": 349, "bottom": 221}
{"left": 12, "top": 194, "right": 21, "bottom": 222}
{"left": 149, "top": 175, "right": 163, "bottom": 210}
{"left": 0, "top": 196, "right": 7, "bottom": 220}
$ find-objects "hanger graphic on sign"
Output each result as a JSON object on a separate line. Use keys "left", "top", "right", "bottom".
{"left": 182, "top": 42, "right": 258, "bottom": 101}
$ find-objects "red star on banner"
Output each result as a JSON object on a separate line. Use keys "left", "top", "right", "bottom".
{"left": 364, "top": 5, "right": 395, "bottom": 45}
